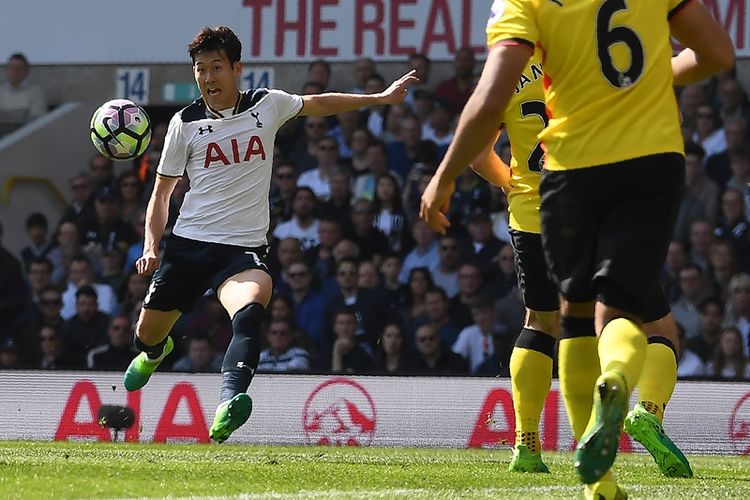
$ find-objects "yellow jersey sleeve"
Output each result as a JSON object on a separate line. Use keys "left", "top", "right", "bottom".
{"left": 668, "top": 0, "right": 692, "bottom": 18}
{"left": 486, "top": 0, "right": 539, "bottom": 49}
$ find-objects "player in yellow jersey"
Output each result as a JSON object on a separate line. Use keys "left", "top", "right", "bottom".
{"left": 421, "top": 0, "right": 733, "bottom": 497}
{"left": 472, "top": 48, "right": 693, "bottom": 479}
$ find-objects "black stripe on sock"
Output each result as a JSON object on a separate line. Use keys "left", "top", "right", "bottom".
{"left": 515, "top": 328, "right": 556, "bottom": 359}
{"left": 560, "top": 316, "right": 595, "bottom": 339}
{"left": 647, "top": 335, "right": 678, "bottom": 358}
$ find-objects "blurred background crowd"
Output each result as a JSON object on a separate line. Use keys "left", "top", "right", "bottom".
{"left": 2, "top": 49, "right": 750, "bottom": 381}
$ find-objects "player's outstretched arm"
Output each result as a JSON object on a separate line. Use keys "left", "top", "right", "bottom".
{"left": 670, "top": 0, "right": 735, "bottom": 86}
{"left": 298, "top": 70, "right": 419, "bottom": 116}
{"left": 420, "top": 43, "right": 530, "bottom": 235}
{"left": 136, "top": 174, "right": 179, "bottom": 276}
{"left": 471, "top": 131, "right": 511, "bottom": 191}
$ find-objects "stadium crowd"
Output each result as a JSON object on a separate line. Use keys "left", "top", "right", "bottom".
{"left": 2, "top": 52, "right": 750, "bottom": 380}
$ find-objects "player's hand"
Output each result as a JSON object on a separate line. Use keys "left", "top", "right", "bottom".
{"left": 379, "top": 70, "right": 420, "bottom": 105}
{"left": 420, "top": 175, "right": 453, "bottom": 235}
{"left": 135, "top": 251, "right": 160, "bottom": 276}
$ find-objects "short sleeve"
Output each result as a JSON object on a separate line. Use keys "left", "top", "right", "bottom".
{"left": 268, "top": 89, "right": 303, "bottom": 125}
{"left": 486, "top": 0, "right": 538, "bottom": 49}
{"left": 156, "top": 113, "right": 189, "bottom": 178}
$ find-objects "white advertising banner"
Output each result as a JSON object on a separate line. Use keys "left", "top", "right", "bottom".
{"left": 0, "top": 0, "right": 747, "bottom": 64}
{"left": 0, "top": 372, "right": 749, "bottom": 456}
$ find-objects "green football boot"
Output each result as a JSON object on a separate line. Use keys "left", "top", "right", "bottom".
{"left": 508, "top": 444, "right": 550, "bottom": 473}
{"left": 624, "top": 403, "right": 693, "bottom": 478}
{"left": 575, "top": 370, "right": 628, "bottom": 485}
{"left": 123, "top": 336, "right": 174, "bottom": 391}
{"left": 209, "top": 393, "right": 253, "bottom": 444}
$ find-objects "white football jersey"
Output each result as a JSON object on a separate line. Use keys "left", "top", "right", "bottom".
{"left": 157, "top": 88, "right": 303, "bottom": 247}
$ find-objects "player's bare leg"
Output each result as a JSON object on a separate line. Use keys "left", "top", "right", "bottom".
{"left": 124, "top": 308, "right": 181, "bottom": 391}
{"left": 210, "top": 268, "right": 273, "bottom": 443}
{"left": 509, "top": 308, "right": 558, "bottom": 473}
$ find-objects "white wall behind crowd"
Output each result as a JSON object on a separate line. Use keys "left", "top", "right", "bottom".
{"left": 0, "top": 372, "right": 748, "bottom": 456}
{"left": 1, "top": 0, "right": 748, "bottom": 63}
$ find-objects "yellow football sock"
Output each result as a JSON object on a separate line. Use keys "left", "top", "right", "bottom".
{"left": 598, "top": 318, "right": 647, "bottom": 394}
{"left": 559, "top": 336, "right": 600, "bottom": 440}
{"left": 636, "top": 341, "right": 677, "bottom": 422}
{"left": 510, "top": 346, "right": 553, "bottom": 453}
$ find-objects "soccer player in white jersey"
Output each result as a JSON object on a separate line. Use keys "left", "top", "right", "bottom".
{"left": 123, "top": 26, "right": 418, "bottom": 443}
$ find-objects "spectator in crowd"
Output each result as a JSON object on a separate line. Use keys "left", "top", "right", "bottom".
{"left": 450, "top": 262, "right": 485, "bottom": 329}
{"left": 361, "top": 73, "right": 389, "bottom": 138}
{"left": 28, "top": 285, "right": 65, "bottom": 335}
{"left": 289, "top": 115, "right": 330, "bottom": 172}
{"left": 382, "top": 103, "right": 409, "bottom": 143}
{"left": 447, "top": 169, "right": 492, "bottom": 231}
{"left": 708, "top": 240, "right": 737, "bottom": 301}
{"left": 726, "top": 148, "right": 750, "bottom": 192}
{"left": 86, "top": 314, "right": 138, "bottom": 370}
{"left": 404, "top": 53, "right": 432, "bottom": 108}
{"left": 26, "top": 256, "right": 53, "bottom": 304}
{"left": 460, "top": 211, "right": 504, "bottom": 279}
{"left": 409, "top": 323, "right": 467, "bottom": 375}
{"left": 257, "top": 319, "right": 311, "bottom": 373}
{"left": 678, "top": 84, "right": 706, "bottom": 135}
{"left": 357, "top": 260, "right": 381, "bottom": 290}
{"left": 273, "top": 188, "right": 320, "bottom": 252}
{"left": 675, "top": 322, "right": 705, "bottom": 378}
{"left": 20, "top": 213, "right": 53, "bottom": 271}
{"left": 307, "top": 59, "right": 331, "bottom": 90}
{"left": 430, "top": 234, "right": 460, "bottom": 298}
{"left": 116, "top": 171, "right": 146, "bottom": 228}
{"left": 88, "top": 153, "right": 116, "bottom": 192}
{"left": 134, "top": 121, "right": 168, "bottom": 199}
{"left": 484, "top": 242, "right": 518, "bottom": 300}
{"left": 421, "top": 99, "right": 454, "bottom": 148}
{"left": 400, "top": 267, "right": 434, "bottom": 335}
{"left": 387, "top": 116, "right": 422, "bottom": 180}
{"left": 411, "top": 88, "right": 434, "bottom": 124}
{"left": 671, "top": 263, "right": 712, "bottom": 339}
{"left": 688, "top": 219, "right": 715, "bottom": 271}
{"left": 687, "top": 297, "right": 724, "bottom": 364}
{"left": 306, "top": 218, "right": 344, "bottom": 286}
{"left": 380, "top": 253, "right": 406, "bottom": 307}
{"left": 298, "top": 136, "right": 341, "bottom": 201}
{"left": 494, "top": 286, "right": 525, "bottom": 344}
{"left": 0, "top": 53, "right": 47, "bottom": 136}
{"left": 286, "top": 260, "right": 325, "bottom": 348}
{"left": 61, "top": 172, "right": 96, "bottom": 230}
{"left": 706, "top": 117, "right": 747, "bottom": 188}
{"left": 0, "top": 222, "right": 29, "bottom": 344}
{"left": 0, "top": 338, "right": 20, "bottom": 369}
{"left": 267, "top": 294, "right": 296, "bottom": 325}
{"left": 723, "top": 273, "right": 750, "bottom": 357}
{"left": 715, "top": 188, "right": 750, "bottom": 272}
{"left": 662, "top": 240, "right": 690, "bottom": 303}
{"left": 706, "top": 327, "right": 750, "bottom": 380}
{"left": 269, "top": 162, "right": 299, "bottom": 223}
{"left": 124, "top": 211, "right": 146, "bottom": 274}
{"left": 400, "top": 220, "right": 439, "bottom": 283}
{"left": 347, "top": 127, "right": 375, "bottom": 176}
{"left": 330, "top": 307, "right": 372, "bottom": 373}
{"left": 61, "top": 254, "right": 118, "bottom": 320}
{"left": 328, "top": 109, "right": 361, "bottom": 160}
{"left": 318, "top": 168, "right": 354, "bottom": 234}
{"left": 674, "top": 142, "right": 719, "bottom": 242}
{"left": 452, "top": 295, "right": 511, "bottom": 375}
{"left": 415, "top": 287, "right": 462, "bottom": 349}
{"left": 165, "top": 175, "right": 190, "bottom": 233}
{"left": 120, "top": 271, "right": 149, "bottom": 322}
{"left": 48, "top": 221, "right": 83, "bottom": 286}
{"left": 176, "top": 294, "right": 233, "bottom": 355}
{"left": 79, "top": 185, "right": 136, "bottom": 256}
{"left": 373, "top": 173, "right": 409, "bottom": 253}
{"left": 718, "top": 78, "right": 750, "bottom": 124}
{"left": 372, "top": 322, "right": 408, "bottom": 374}
{"left": 60, "top": 285, "right": 110, "bottom": 367}
{"left": 100, "top": 249, "right": 126, "bottom": 297}
{"left": 348, "top": 198, "right": 390, "bottom": 263}
{"left": 36, "top": 324, "right": 76, "bottom": 370}
{"left": 434, "top": 47, "right": 476, "bottom": 114}
{"left": 692, "top": 105, "right": 726, "bottom": 159}
{"left": 350, "top": 57, "right": 376, "bottom": 94}
{"left": 173, "top": 334, "right": 223, "bottom": 373}
{"left": 354, "top": 139, "right": 392, "bottom": 202}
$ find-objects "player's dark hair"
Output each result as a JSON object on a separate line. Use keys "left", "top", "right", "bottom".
{"left": 188, "top": 26, "right": 242, "bottom": 65}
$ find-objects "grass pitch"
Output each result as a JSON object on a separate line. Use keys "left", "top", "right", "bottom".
{"left": 0, "top": 442, "right": 748, "bottom": 499}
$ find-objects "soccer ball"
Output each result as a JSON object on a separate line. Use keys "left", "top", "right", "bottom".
{"left": 90, "top": 99, "right": 151, "bottom": 160}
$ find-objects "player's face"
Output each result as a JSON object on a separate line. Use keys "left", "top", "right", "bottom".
{"left": 193, "top": 50, "right": 241, "bottom": 110}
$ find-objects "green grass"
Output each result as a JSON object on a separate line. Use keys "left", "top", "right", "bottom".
{"left": 0, "top": 442, "right": 748, "bottom": 499}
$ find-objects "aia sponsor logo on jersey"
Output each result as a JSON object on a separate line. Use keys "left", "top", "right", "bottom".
{"left": 203, "top": 135, "right": 267, "bottom": 168}
{"left": 302, "top": 378, "right": 376, "bottom": 446}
